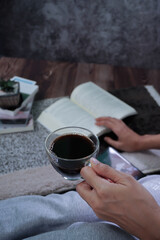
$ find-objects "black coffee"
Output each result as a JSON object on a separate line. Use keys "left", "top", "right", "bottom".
{"left": 50, "top": 134, "right": 95, "bottom": 159}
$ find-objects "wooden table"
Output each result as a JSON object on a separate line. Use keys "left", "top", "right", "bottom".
{"left": 0, "top": 57, "right": 160, "bottom": 101}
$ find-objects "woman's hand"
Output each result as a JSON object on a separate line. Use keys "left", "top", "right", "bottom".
{"left": 76, "top": 159, "right": 160, "bottom": 240}
{"left": 95, "top": 117, "right": 143, "bottom": 151}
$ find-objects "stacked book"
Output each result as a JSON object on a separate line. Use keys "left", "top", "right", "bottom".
{"left": 0, "top": 76, "right": 39, "bottom": 134}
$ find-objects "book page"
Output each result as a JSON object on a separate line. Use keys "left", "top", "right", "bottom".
{"left": 37, "top": 97, "right": 106, "bottom": 135}
{"left": 71, "top": 82, "right": 137, "bottom": 119}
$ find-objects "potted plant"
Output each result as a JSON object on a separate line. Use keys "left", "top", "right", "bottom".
{"left": 0, "top": 79, "right": 21, "bottom": 109}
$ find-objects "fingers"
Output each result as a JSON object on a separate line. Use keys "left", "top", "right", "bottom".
{"left": 96, "top": 117, "right": 122, "bottom": 126}
{"left": 96, "top": 116, "right": 113, "bottom": 121}
{"left": 79, "top": 158, "right": 125, "bottom": 191}
{"left": 90, "top": 158, "right": 125, "bottom": 183}
{"left": 104, "top": 136, "right": 121, "bottom": 150}
{"left": 95, "top": 117, "right": 114, "bottom": 127}
{"left": 76, "top": 180, "right": 92, "bottom": 193}
{"left": 76, "top": 159, "right": 130, "bottom": 212}
{"left": 77, "top": 159, "right": 126, "bottom": 206}
{"left": 76, "top": 181, "right": 92, "bottom": 197}
{"left": 80, "top": 165, "right": 110, "bottom": 192}
{"left": 76, "top": 180, "right": 97, "bottom": 207}
{"left": 76, "top": 164, "right": 115, "bottom": 207}
{"left": 96, "top": 116, "right": 118, "bottom": 123}
{"left": 95, "top": 117, "right": 124, "bottom": 132}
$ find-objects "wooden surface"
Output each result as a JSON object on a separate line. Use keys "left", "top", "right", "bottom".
{"left": 0, "top": 56, "right": 160, "bottom": 100}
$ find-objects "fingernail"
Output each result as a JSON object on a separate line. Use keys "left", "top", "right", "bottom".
{"left": 90, "top": 157, "right": 100, "bottom": 166}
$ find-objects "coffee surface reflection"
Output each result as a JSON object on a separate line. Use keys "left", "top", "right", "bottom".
{"left": 50, "top": 134, "right": 95, "bottom": 159}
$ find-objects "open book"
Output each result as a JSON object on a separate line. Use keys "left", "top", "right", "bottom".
{"left": 37, "top": 82, "right": 137, "bottom": 136}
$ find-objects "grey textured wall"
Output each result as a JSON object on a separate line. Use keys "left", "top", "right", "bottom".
{"left": 0, "top": 0, "right": 160, "bottom": 68}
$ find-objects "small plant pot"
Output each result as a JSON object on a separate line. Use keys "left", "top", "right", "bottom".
{"left": 0, "top": 80, "right": 21, "bottom": 109}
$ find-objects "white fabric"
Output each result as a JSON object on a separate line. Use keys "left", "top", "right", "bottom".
{"left": 138, "top": 175, "right": 160, "bottom": 206}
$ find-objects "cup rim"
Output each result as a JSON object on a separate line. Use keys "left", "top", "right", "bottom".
{"left": 45, "top": 126, "right": 99, "bottom": 161}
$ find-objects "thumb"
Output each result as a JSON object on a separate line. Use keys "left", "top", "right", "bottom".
{"left": 90, "top": 157, "right": 124, "bottom": 183}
